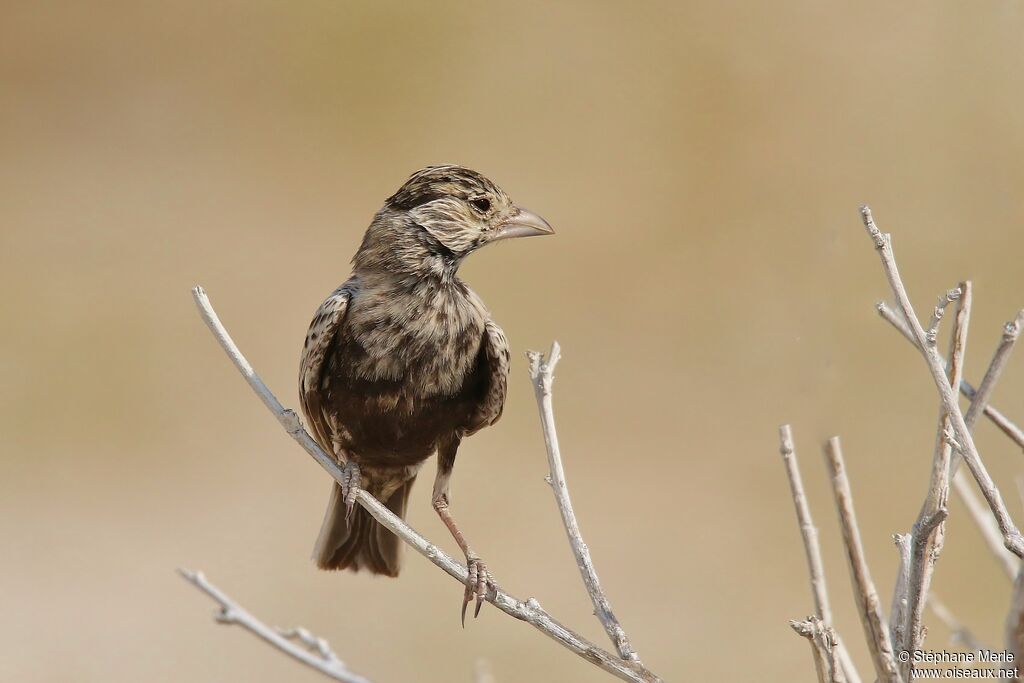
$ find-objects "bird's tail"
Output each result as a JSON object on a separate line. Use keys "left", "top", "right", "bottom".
{"left": 311, "top": 477, "right": 414, "bottom": 576}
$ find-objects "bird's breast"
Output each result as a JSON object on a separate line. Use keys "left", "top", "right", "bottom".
{"left": 337, "top": 282, "right": 487, "bottom": 400}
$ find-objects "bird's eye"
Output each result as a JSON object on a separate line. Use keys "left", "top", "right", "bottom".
{"left": 470, "top": 197, "right": 491, "bottom": 213}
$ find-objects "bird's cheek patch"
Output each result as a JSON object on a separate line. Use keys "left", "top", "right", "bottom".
{"left": 420, "top": 220, "right": 479, "bottom": 254}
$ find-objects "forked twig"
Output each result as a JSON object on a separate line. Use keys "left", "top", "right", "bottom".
{"left": 860, "top": 207, "right": 1024, "bottom": 559}
{"left": 779, "top": 425, "right": 862, "bottom": 683}
{"left": 791, "top": 616, "right": 849, "bottom": 683}
{"left": 897, "top": 281, "right": 968, "bottom": 680}
{"left": 190, "top": 286, "right": 661, "bottom": 683}
{"left": 179, "top": 569, "right": 374, "bottom": 683}
{"left": 878, "top": 301, "right": 1021, "bottom": 578}
{"left": 527, "top": 343, "right": 642, "bottom": 665}
{"left": 877, "top": 304, "right": 1024, "bottom": 452}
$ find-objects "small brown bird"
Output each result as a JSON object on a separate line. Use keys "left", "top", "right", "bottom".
{"left": 299, "top": 165, "right": 553, "bottom": 621}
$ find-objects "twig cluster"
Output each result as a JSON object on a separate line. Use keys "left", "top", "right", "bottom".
{"left": 183, "top": 288, "right": 661, "bottom": 683}
{"left": 780, "top": 207, "right": 1024, "bottom": 683}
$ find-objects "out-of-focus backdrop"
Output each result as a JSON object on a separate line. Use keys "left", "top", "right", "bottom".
{"left": 3, "top": 2, "right": 1024, "bottom": 681}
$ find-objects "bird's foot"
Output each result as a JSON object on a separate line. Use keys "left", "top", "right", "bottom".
{"left": 462, "top": 553, "right": 496, "bottom": 626}
{"left": 340, "top": 461, "right": 361, "bottom": 522}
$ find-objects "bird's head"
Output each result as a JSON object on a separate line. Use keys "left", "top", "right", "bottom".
{"left": 354, "top": 165, "right": 553, "bottom": 279}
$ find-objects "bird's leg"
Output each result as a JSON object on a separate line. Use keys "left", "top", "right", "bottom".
{"left": 433, "top": 436, "right": 495, "bottom": 624}
{"left": 340, "top": 460, "right": 361, "bottom": 522}
{"left": 333, "top": 447, "right": 361, "bottom": 522}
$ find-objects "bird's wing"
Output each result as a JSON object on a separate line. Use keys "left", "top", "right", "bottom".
{"left": 299, "top": 284, "right": 352, "bottom": 455}
{"left": 467, "top": 318, "right": 511, "bottom": 434}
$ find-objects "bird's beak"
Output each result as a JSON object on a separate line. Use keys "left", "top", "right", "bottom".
{"left": 492, "top": 207, "right": 555, "bottom": 241}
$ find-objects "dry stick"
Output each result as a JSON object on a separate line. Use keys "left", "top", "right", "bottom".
{"left": 928, "top": 594, "right": 986, "bottom": 653}
{"left": 860, "top": 207, "right": 1024, "bottom": 559}
{"left": 178, "top": 569, "right": 375, "bottom": 683}
{"left": 824, "top": 437, "right": 902, "bottom": 683}
{"left": 779, "top": 425, "right": 863, "bottom": 683}
{"left": 527, "top": 343, "right": 641, "bottom": 665}
{"left": 191, "top": 286, "right": 661, "bottom": 683}
{"left": 790, "top": 617, "right": 849, "bottom": 683}
{"left": 956, "top": 310, "right": 1024, "bottom": 471}
{"left": 878, "top": 302, "right": 1020, "bottom": 578}
{"left": 780, "top": 425, "right": 833, "bottom": 622}
{"left": 889, "top": 533, "right": 911, "bottom": 653}
{"left": 898, "top": 282, "right": 970, "bottom": 682}
{"left": 878, "top": 303, "right": 1024, "bottom": 452}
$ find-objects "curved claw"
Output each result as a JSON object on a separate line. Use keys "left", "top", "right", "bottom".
{"left": 461, "top": 556, "right": 494, "bottom": 626}
{"left": 340, "top": 461, "right": 361, "bottom": 523}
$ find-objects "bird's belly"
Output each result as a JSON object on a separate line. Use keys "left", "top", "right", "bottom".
{"left": 330, "top": 386, "right": 470, "bottom": 465}
{"left": 323, "top": 338, "right": 484, "bottom": 466}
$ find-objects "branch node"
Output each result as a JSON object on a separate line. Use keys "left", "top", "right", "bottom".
{"left": 280, "top": 409, "right": 305, "bottom": 436}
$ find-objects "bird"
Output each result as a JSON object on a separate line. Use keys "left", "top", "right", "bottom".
{"left": 298, "top": 165, "right": 553, "bottom": 622}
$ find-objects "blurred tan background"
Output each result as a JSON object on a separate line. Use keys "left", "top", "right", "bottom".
{"left": 3, "top": 2, "right": 1024, "bottom": 681}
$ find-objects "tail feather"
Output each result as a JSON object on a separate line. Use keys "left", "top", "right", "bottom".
{"left": 312, "top": 478, "right": 414, "bottom": 576}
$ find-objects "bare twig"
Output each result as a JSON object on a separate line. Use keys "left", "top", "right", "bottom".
{"left": 191, "top": 286, "right": 661, "bottom": 683}
{"left": 877, "top": 302, "right": 1024, "bottom": 452}
{"left": 780, "top": 425, "right": 862, "bottom": 683}
{"left": 879, "top": 300, "right": 1021, "bottom": 578}
{"left": 925, "top": 287, "right": 963, "bottom": 345}
{"left": 780, "top": 425, "right": 832, "bottom": 624}
{"left": 890, "top": 533, "right": 911, "bottom": 653}
{"left": 957, "top": 309, "right": 1024, "bottom": 471}
{"left": 928, "top": 594, "right": 986, "bottom": 653}
{"left": 791, "top": 616, "right": 848, "bottom": 683}
{"left": 824, "top": 437, "right": 902, "bottom": 683}
{"left": 897, "top": 282, "right": 969, "bottom": 680}
{"left": 527, "top": 343, "right": 641, "bottom": 665}
{"left": 860, "top": 206, "right": 1024, "bottom": 559}
{"left": 178, "top": 569, "right": 374, "bottom": 683}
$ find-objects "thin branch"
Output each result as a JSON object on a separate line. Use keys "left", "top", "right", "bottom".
{"left": 877, "top": 302, "right": 1024, "bottom": 452}
{"left": 823, "top": 436, "right": 902, "bottom": 683}
{"left": 526, "top": 343, "right": 641, "bottom": 665}
{"left": 191, "top": 286, "right": 661, "bottom": 683}
{"left": 890, "top": 533, "right": 911, "bottom": 653}
{"left": 955, "top": 309, "right": 1024, "bottom": 473}
{"left": 791, "top": 616, "right": 848, "bottom": 683}
{"left": 178, "top": 569, "right": 374, "bottom": 683}
{"left": 860, "top": 206, "right": 1024, "bottom": 559}
{"left": 780, "top": 425, "right": 832, "bottom": 624}
{"left": 898, "top": 281, "right": 969, "bottom": 681}
{"left": 780, "top": 425, "right": 863, "bottom": 683}
{"left": 879, "top": 299, "right": 1021, "bottom": 578}
{"left": 928, "top": 594, "right": 986, "bottom": 653}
